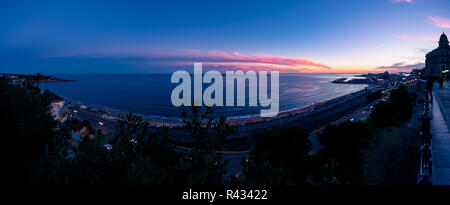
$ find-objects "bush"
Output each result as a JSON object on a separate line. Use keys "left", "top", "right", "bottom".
{"left": 369, "top": 85, "right": 413, "bottom": 127}
{"left": 317, "top": 121, "right": 372, "bottom": 183}
{"left": 81, "top": 119, "right": 91, "bottom": 128}
{"left": 178, "top": 106, "right": 233, "bottom": 185}
{"left": 0, "top": 81, "right": 57, "bottom": 183}
{"left": 65, "top": 118, "right": 82, "bottom": 131}
{"left": 239, "top": 127, "right": 311, "bottom": 184}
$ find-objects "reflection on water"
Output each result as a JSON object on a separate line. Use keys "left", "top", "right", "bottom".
{"left": 40, "top": 73, "right": 368, "bottom": 120}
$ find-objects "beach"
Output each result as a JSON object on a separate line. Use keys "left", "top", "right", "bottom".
{"left": 62, "top": 78, "right": 391, "bottom": 140}
{"left": 47, "top": 72, "right": 408, "bottom": 155}
{"left": 47, "top": 74, "right": 417, "bottom": 177}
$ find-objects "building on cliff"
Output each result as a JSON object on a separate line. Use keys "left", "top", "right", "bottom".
{"left": 425, "top": 33, "right": 450, "bottom": 79}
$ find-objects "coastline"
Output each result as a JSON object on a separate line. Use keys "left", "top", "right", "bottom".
{"left": 51, "top": 76, "right": 403, "bottom": 158}
{"left": 63, "top": 85, "right": 371, "bottom": 129}
{"left": 50, "top": 74, "right": 399, "bottom": 148}
{"left": 42, "top": 78, "right": 76, "bottom": 82}
{"left": 59, "top": 84, "right": 377, "bottom": 154}
{"left": 36, "top": 73, "right": 379, "bottom": 132}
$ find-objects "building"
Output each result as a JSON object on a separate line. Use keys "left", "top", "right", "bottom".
{"left": 49, "top": 93, "right": 65, "bottom": 120}
{"left": 425, "top": 33, "right": 450, "bottom": 79}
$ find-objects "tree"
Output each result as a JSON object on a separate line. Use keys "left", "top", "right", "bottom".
{"left": 128, "top": 127, "right": 180, "bottom": 184}
{"left": 81, "top": 119, "right": 91, "bottom": 128}
{"left": 239, "top": 127, "right": 311, "bottom": 185}
{"left": 107, "top": 112, "right": 181, "bottom": 184}
{"left": 178, "top": 106, "right": 233, "bottom": 184}
{"left": 65, "top": 118, "right": 82, "bottom": 131}
{"left": 35, "top": 73, "right": 43, "bottom": 88}
{"left": 0, "top": 80, "right": 58, "bottom": 183}
{"left": 317, "top": 121, "right": 372, "bottom": 184}
{"left": 47, "top": 112, "right": 181, "bottom": 184}
{"left": 369, "top": 85, "right": 413, "bottom": 127}
{"left": 306, "top": 158, "right": 341, "bottom": 185}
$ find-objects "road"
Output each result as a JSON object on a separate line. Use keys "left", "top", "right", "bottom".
{"left": 71, "top": 108, "right": 118, "bottom": 134}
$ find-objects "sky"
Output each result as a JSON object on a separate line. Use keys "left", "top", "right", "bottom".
{"left": 0, "top": 0, "right": 449, "bottom": 74}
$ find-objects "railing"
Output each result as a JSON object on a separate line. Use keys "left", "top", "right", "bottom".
{"left": 418, "top": 91, "right": 433, "bottom": 184}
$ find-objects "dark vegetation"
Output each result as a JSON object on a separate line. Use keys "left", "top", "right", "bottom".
{"left": 1, "top": 75, "right": 419, "bottom": 184}
{"left": 368, "top": 85, "right": 414, "bottom": 127}
{"left": 238, "top": 127, "right": 311, "bottom": 185}
{"left": 315, "top": 121, "right": 372, "bottom": 184}
{"left": 1, "top": 79, "right": 57, "bottom": 184}
{"left": 362, "top": 83, "right": 424, "bottom": 184}
{"left": 237, "top": 84, "right": 418, "bottom": 184}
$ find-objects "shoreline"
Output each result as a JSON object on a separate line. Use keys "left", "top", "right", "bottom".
{"left": 63, "top": 86, "right": 370, "bottom": 128}
{"left": 57, "top": 78, "right": 400, "bottom": 151}
{"left": 39, "top": 72, "right": 374, "bottom": 128}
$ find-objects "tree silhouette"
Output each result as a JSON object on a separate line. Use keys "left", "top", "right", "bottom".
{"left": 239, "top": 127, "right": 311, "bottom": 185}
{"left": 0, "top": 80, "right": 57, "bottom": 183}
{"left": 317, "top": 121, "right": 372, "bottom": 184}
{"left": 179, "top": 106, "right": 233, "bottom": 184}
{"left": 35, "top": 73, "right": 43, "bottom": 88}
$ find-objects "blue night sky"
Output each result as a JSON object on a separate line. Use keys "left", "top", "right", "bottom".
{"left": 0, "top": 0, "right": 449, "bottom": 74}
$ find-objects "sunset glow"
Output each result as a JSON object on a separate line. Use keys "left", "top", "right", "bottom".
{"left": 0, "top": 0, "right": 448, "bottom": 74}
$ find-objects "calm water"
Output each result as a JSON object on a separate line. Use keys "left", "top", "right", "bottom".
{"left": 40, "top": 73, "right": 368, "bottom": 120}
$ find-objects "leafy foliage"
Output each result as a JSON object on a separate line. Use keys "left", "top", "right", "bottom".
{"left": 239, "top": 127, "right": 311, "bottom": 185}
{"left": 3, "top": 78, "right": 233, "bottom": 184}
{"left": 178, "top": 106, "right": 234, "bottom": 184}
{"left": 0, "top": 80, "right": 57, "bottom": 183}
{"left": 317, "top": 121, "right": 372, "bottom": 184}
{"left": 369, "top": 85, "right": 413, "bottom": 127}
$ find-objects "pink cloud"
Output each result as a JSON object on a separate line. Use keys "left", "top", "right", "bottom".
{"left": 390, "top": 0, "right": 412, "bottom": 3}
{"left": 428, "top": 16, "right": 450, "bottom": 29}
{"left": 373, "top": 62, "right": 424, "bottom": 73}
{"left": 154, "top": 50, "right": 331, "bottom": 70}
{"left": 42, "top": 47, "right": 331, "bottom": 72}
{"left": 198, "top": 51, "right": 331, "bottom": 69}
{"left": 396, "top": 34, "right": 437, "bottom": 41}
{"left": 147, "top": 50, "right": 331, "bottom": 72}
{"left": 200, "top": 62, "right": 314, "bottom": 73}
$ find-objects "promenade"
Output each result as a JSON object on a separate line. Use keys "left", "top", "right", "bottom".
{"left": 431, "top": 82, "right": 450, "bottom": 185}
{"left": 434, "top": 82, "right": 450, "bottom": 132}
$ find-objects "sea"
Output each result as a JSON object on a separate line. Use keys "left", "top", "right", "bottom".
{"left": 40, "top": 73, "right": 368, "bottom": 121}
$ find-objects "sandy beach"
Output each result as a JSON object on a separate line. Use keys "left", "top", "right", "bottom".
{"left": 65, "top": 85, "right": 372, "bottom": 133}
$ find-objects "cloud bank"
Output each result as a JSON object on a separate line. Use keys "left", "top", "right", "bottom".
{"left": 428, "top": 16, "right": 450, "bottom": 29}
{"left": 390, "top": 0, "right": 413, "bottom": 3}
{"left": 396, "top": 34, "right": 436, "bottom": 41}
{"left": 45, "top": 49, "right": 332, "bottom": 73}
{"left": 373, "top": 62, "right": 424, "bottom": 72}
